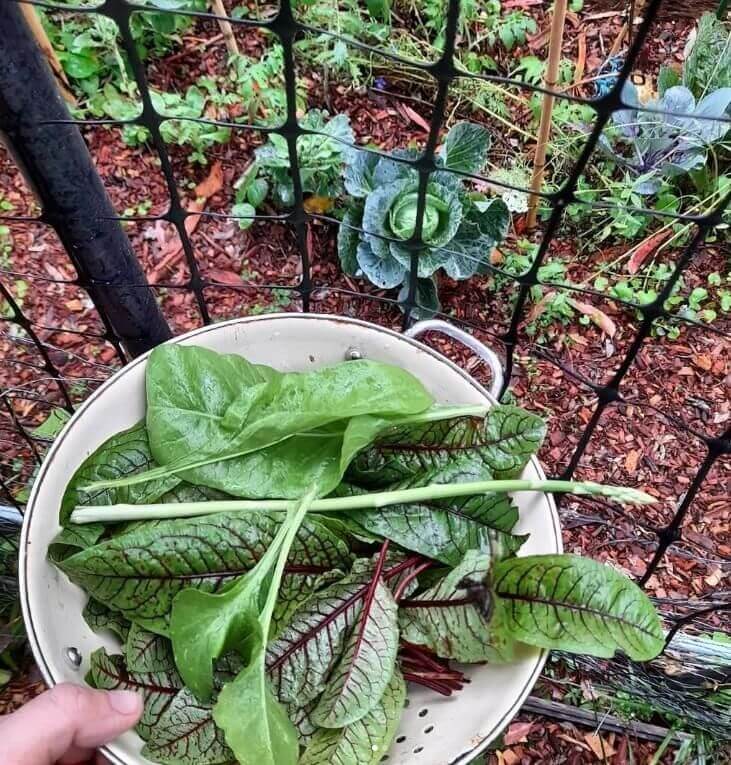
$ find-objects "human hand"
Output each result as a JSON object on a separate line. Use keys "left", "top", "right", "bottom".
{"left": 0, "top": 683, "right": 143, "bottom": 765}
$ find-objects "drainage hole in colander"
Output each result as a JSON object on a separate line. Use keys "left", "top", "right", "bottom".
{"left": 423, "top": 725, "right": 434, "bottom": 734}
{"left": 413, "top": 746, "right": 424, "bottom": 754}
{"left": 395, "top": 735, "right": 406, "bottom": 744}
{"left": 418, "top": 708, "right": 428, "bottom": 717}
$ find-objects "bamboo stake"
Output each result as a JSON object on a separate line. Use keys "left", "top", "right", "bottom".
{"left": 209, "top": 0, "right": 239, "bottom": 56}
{"left": 20, "top": 3, "right": 77, "bottom": 106}
{"left": 526, "top": 0, "right": 569, "bottom": 229}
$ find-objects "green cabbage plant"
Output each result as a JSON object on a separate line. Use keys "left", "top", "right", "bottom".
{"left": 338, "top": 122, "right": 510, "bottom": 315}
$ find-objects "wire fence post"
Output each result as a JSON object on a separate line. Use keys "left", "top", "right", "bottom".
{"left": 0, "top": 0, "right": 172, "bottom": 357}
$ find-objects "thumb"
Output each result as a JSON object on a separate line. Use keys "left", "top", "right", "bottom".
{"left": 0, "top": 683, "right": 143, "bottom": 764}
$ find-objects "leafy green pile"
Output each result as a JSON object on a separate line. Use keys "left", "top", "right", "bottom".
{"left": 338, "top": 122, "right": 510, "bottom": 315}
{"left": 50, "top": 344, "right": 663, "bottom": 765}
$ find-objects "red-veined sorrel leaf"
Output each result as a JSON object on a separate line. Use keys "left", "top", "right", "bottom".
{"left": 299, "top": 669, "right": 406, "bottom": 765}
{"left": 347, "top": 406, "right": 545, "bottom": 487}
{"left": 59, "top": 512, "right": 350, "bottom": 629}
{"left": 267, "top": 555, "right": 420, "bottom": 705}
{"left": 142, "top": 687, "right": 233, "bottom": 765}
{"left": 83, "top": 598, "right": 131, "bottom": 643}
{"left": 400, "top": 550, "right": 502, "bottom": 663}
{"left": 344, "top": 488, "right": 524, "bottom": 566}
{"left": 312, "top": 543, "right": 399, "bottom": 728}
{"left": 492, "top": 554, "right": 664, "bottom": 660}
{"left": 86, "top": 647, "right": 181, "bottom": 742}
{"left": 125, "top": 623, "right": 176, "bottom": 673}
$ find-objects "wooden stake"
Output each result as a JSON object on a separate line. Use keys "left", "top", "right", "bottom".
{"left": 20, "top": 3, "right": 77, "bottom": 106}
{"left": 526, "top": 0, "right": 569, "bottom": 229}
{"left": 209, "top": 0, "right": 239, "bottom": 57}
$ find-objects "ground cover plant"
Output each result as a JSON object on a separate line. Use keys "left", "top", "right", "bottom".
{"left": 234, "top": 110, "right": 355, "bottom": 223}
{"left": 50, "top": 344, "right": 664, "bottom": 765}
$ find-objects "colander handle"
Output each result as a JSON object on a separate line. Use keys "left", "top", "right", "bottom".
{"left": 405, "top": 319, "right": 504, "bottom": 400}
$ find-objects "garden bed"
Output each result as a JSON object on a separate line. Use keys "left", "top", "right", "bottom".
{"left": 0, "top": 0, "right": 729, "bottom": 760}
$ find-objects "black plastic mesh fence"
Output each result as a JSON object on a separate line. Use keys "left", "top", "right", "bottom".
{"left": 0, "top": 0, "right": 730, "bottom": 732}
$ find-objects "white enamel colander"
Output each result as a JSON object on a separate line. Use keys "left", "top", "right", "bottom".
{"left": 20, "top": 314, "right": 561, "bottom": 765}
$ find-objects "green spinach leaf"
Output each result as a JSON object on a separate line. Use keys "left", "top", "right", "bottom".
{"left": 201, "top": 493, "right": 318, "bottom": 765}
{"left": 83, "top": 345, "right": 433, "bottom": 496}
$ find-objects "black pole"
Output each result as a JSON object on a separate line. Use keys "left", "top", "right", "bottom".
{"left": 0, "top": 1, "right": 172, "bottom": 357}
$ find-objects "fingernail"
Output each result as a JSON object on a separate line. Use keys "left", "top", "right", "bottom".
{"left": 108, "top": 689, "right": 142, "bottom": 715}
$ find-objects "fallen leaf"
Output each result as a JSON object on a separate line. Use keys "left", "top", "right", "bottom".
{"left": 194, "top": 160, "right": 224, "bottom": 200}
{"left": 568, "top": 332, "right": 589, "bottom": 346}
{"left": 497, "top": 750, "right": 521, "bottom": 765}
{"left": 64, "top": 299, "right": 84, "bottom": 312}
{"left": 504, "top": 721, "right": 533, "bottom": 746}
{"left": 303, "top": 195, "right": 335, "bottom": 214}
{"left": 149, "top": 193, "right": 210, "bottom": 282}
{"left": 614, "top": 736, "right": 628, "bottom": 765}
{"left": 626, "top": 229, "right": 672, "bottom": 274}
{"left": 684, "top": 530, "right": 714, "bottom": 551}
{"left": 711, "top": 359, "right": 726, "bottom": 376}
{"left": 556, "top": 733, "right": 591, "bottom": 751}
{"left": 705, "top": 568, "right": 723, "bottom": 587}
{"left": 624, "top": 449, "right": 640, "bottom": 474}
{"left": 567, "top": 297, "right": 616, "bottom": 337}
{"left": 207, "top": 269, "right": 244, "bottom": 287}
{"left": 574, "top": 31, "right": 586, "bottom": 85}
{"left": 584, "top": 733, "right": 616, "bottom": 760}
{"left": 44, "top": 263, "right": 72, "bottom": 281}
{"left": 693, "top": 354, "right": 712, "bottom": 371}
{"left": 527, "top": 290, "right": 556, "bottom": 322}
{"left": 396, "top": 102, "right": 431, "bottom": 132}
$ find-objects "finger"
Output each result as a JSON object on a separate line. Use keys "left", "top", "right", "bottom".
{"left": 0, "top": 683, "right": 143, "bottom": 765}
{"left": 58, "top": 747, "right": 94, "bottom": 764}
{"left": 58, "top": 745, "right": 97, "bottom": 765}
